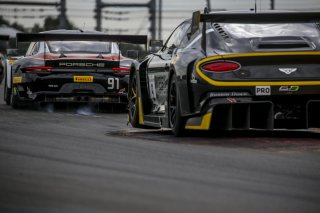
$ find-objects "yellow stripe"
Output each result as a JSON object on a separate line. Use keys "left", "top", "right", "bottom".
{"left": 185, "top": 113, "right": 212, "bottom": 130}
{"left": 196, "top": 52, "right": 320, "bottom": 86}
{"left": 138, "top": 97, "right": 144, "bottom": 125}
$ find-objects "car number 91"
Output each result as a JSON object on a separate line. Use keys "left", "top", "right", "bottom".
{"left": 107, "top": 78, "right": 120, "bottom": 90}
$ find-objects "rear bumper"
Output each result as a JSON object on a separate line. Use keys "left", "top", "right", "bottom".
{"left": 14, "top": 84, "right": 128, "bottom": 104}
{"left": 13, "top": 75, "right": 129, "bottom": 104}
{"left": 185, "top": 99, "right": 320, "bottom": 130}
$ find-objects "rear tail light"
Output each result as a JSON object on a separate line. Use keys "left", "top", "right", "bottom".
{"left": 112, "top": 67, "right": 130, "bottom": 76}
{"left": 201, "top": 61, "right": 240, "bottom": 73}
{"left": 22, "top": 66, "right": 53, "bottom": 74}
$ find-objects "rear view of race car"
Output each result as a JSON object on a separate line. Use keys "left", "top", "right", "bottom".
{"left": 128, "top": 11, "right": 320, "bottom": 136}
{"left": 6, "top": 30, "right": 147, "bottom": 109}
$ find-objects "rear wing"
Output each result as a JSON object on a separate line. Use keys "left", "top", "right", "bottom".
{"left": 199, "top": 12, "right": 320, "bottom": 24}
{"left": 0, "top": 35, "right": 10, "bottom": 41}
{"left": 16, "top": 33, "right": 148, "bottom": 47}
{"left": 191, "top": 10, "right": 320, "bottom": 55}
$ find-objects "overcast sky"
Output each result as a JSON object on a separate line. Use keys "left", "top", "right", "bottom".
{"left": 1, "top": 0, "right": 320, "bottom": 39}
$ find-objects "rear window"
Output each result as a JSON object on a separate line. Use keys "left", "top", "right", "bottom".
{"left": 47, "top": 41, "right": 111, "bottom": 53}
{"left": 215, "top": 23, "right": 320, "bottom": 38}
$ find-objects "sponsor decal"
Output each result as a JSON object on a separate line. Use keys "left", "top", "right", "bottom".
{"left": 255, "top": 86, "right": 271, "bottom": 96}
{"left": 279, "top": 86, "right": 299, "bottom": 92}
{"left": 59, "top": 62, "right": 105, "bottom": 68}
{"left": 73, "top": 76, "right": 93, "bottom": 83}
{"left": 48, "top": 84, "right": 59, "bottom": 88}
{"left": 226, "top": 98, "right": 237, "bottom": 103}
{"left": 279, "top": 68, "right": 297, "bottom": 75}
{"left": 209, "top": 92, "right": 250, "bottom": 97}
{"left": 8, "top": 60, "right": 16, "bottom": 65}
{"left": 13, "top": 77, "right": 22, "bottom": 84}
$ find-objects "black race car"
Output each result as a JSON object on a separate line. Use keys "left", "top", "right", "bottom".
{"left": 7, "top": 30, "right": 147, "bottom": 108}
{"left": 128, "top": 11, "right": 320, "bottom": 136}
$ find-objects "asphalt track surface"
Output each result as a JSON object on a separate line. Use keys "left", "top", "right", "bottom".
{"left": 0, "top": 84, "right": 320, "bottom": 213}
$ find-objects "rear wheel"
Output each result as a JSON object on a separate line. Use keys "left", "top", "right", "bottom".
{"left": 168, "top": 74, "right": 186, "bottom": 136}
{"left": 128, "top": 70, "right": 143, "bottom": 128}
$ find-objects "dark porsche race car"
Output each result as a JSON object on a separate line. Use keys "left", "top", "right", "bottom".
{"left": 5, "top": 30, "right": 147, "bottom": 108}
{"left": 128, "top": 11, "right": 320, "bottom": 136}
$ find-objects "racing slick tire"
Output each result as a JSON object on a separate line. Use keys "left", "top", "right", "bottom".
{"left": 128, "top": 70, "right": 144, "bottom": 128}
{"left": 168, "top": 73, "right": 186, "bottom": 137}
{"left": 4, "top": 75, "right": 11, "bottom": 105}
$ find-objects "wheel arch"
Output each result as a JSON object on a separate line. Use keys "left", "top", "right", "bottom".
{"left": 168, "top": 62, "right": 192, "bottom": 117}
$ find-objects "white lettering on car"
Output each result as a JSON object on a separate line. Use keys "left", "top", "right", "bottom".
{"left": 255, "top": 86, "right": 271, "bottom": 96}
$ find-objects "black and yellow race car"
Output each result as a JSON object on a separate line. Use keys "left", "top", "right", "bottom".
{"left": 6, "top": 30, "right": 147, "bottom": 108}
{"left": 128, "top": 11, "right": 320, "bottom": 136}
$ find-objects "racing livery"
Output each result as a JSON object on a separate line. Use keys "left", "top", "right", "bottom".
{"left": 128, "top": 11, "right": 320, "bottom": 136}
{"left": 6, "top": 30, "right": 147, "bottom": 108}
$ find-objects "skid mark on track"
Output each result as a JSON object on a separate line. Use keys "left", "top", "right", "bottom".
{"left": 107, "top": 128, "right": 320, "bottom": 153}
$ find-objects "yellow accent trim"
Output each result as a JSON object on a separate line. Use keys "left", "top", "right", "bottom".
{"left": 13, "top": 77, "right": 22, "bottom": 84}
{"left": 73, "top": 76, "right": 93, "bottom": 83}
{"left": 138, "top": 97, "right": 144, "bottom": 125}
{"left": 131, "top": 88, "right": 136, "bottom": 100}
{"left": 8, "top": 60, "right": 16, "bottom": 65}
{"left": 185, "top": 112, "right": 212, "bottom": 130}
{"left": 196, "top": 52, "right": 320, "bottom": 86}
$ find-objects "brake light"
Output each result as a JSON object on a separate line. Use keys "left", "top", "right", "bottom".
{"left": 201, "top": 61, "right": 240, "bottom": 72}
{"left": 112, "top": 67, "right": 130, "bottom": 76}
{"left": 22, "top": 66, "right": 53, "bottom": 74}
{"left": 112, "top": 67, "right": 130, "bottom": 71}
